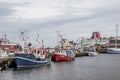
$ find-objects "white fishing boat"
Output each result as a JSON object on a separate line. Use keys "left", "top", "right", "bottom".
{"left": 107, "top": 25, "right": 120, "bottom": 54}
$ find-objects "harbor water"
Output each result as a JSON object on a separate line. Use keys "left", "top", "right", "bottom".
{"left": 0, "top": 54, "right": 120, "bottom": 80}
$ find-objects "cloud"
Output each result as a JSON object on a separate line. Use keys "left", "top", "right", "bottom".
{"left": 0, "top": 1, "right": 31, "bottom": 23}
{"left": 0, "top": 2, "right": 29, "bottom": 16}
{"left": 0, "top": 0, "right": 120, "bottom": 47}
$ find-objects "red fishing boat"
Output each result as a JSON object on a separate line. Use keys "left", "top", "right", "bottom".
{"left": 52, "top": 48, "right": 75, "bottom": 61}
{"left": 0, "top": 34, "right": 19, "bottom": 53}
{"left": 52, "top": 31, "right": 75, "bottom": 61}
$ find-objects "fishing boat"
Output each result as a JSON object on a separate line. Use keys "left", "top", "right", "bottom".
{"left": 52, "top": 49, "right": 75, "bottom": 61}
{"left": 13, "top": 30, "right": 51, "bottom": 68}
{"left": 107, "top": 25, "right": 120, "bottom": 54}
{"left": 0, "top": 34, "right": 19, "bottom": 53}
{"left": 14, "top": 52, "right": 50, "bottom": 68}
{"left": 52, "top": 31, "right": 75, "bottom": 61}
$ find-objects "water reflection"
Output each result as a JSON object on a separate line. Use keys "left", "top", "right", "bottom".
{"left": 0, "top": 54, "right": 120, "bottom": 80}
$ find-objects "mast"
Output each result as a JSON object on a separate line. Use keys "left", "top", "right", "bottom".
{"left": 20, "top": 30, "right": 25, "bottom": 52}
{"left": 56, "top": 31, "right": 65, "bottom": 49}
{"left": 115, "top": 24, "right": 119, "bottom": 48}
{"left": 19, "top": 30, "right": 28, "bottom": 52}
{"left": 56, "top": 31, "right": 59, "bottom": 46}
{"left": 36, "top": 28, "right": 39, "bottom": 56}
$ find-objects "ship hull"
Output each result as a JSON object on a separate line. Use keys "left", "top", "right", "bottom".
{"left": 52, "top": 54, "right": 75, "bottom": 61}
{"left": 14, "top": 53, "right": 50, "bottom": 68}
{"left": 107, "top": 48, "right": 120, "bottom": 54}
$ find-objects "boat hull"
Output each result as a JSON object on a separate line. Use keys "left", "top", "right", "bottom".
{"left": 14, "top": 53, "right": 50, "bottom": 68}
{"left": 52, "top": 54, "right": 75, "bottom": 62}
{"left": 107, "top": 48, "right": 120, "bottom": 54}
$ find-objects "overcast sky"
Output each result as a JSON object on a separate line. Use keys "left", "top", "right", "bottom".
{"left": 0, "top": 0, "right": 120, "bottom": 47}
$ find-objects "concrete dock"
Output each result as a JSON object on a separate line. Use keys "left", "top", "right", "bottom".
{"left": 0, "top": 57, "right": 14, "bottom": 71}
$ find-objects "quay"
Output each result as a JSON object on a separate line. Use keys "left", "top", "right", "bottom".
{"left": 0, "top": 57, "right": 14, "bottom": 71}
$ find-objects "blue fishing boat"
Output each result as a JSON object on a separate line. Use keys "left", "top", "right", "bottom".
{"left": 14, "top": 53, "right": 50, "bottom": 68}
{"left": 13, "top": 30, "right": 51, "bottom": 68}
